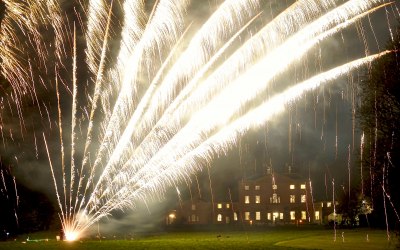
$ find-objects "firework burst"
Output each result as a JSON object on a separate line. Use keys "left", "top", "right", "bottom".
{"left": 0, "top": 0, "right": 396, "bottom": 240}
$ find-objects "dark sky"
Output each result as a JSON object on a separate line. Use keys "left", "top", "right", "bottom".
{"left": 0, "top": 0, "right": 399, "bottom": 228}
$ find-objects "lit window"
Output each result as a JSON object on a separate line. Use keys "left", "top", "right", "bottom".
{"left": 290, "top": 195, "right": 295, "bottom": 203}
{"left": 301, "top": 184, "right": 306, "bottom": 189}
{"left": 217, "top": 214, "right": 222, "bottom": 222}
{"left": 267, "top": 213, "right": 271, "bottom": 220}
{"left": 301, "top": 195, "right": 306, "bottom": 203}
{"left": 234, "top": 212, "right": 238, "bottom": 221}
{"left": 255, "top": 195, "right": 261, "bottom": 204}
{"left": 280, "top": 213, "right": 283, "bottom": 220}
{"left": 256, "top": 212, "right": 261, "bottom": 221}
{"left": 217, "top": 203, "right": 222, "bottom": 209}
{"left": 255, "top": 185, "right": 260, "bottom": 190}
{"left": 321, "top": 202, "right": 324, "bottom": 208}
{"left": 272, "top": 184, "right": 277, "bottom": 190}
{"left": 290, "top": 211, "right": 295, "bottom": 220}
{"left": 271, "top": 193, "right": 280, "bottom": 203}
{"left": 327, "top": 202, "right": 332, "bottom": 207}
{"left": 244, "top": 212, "right": 250, "bottom": 220}
{"left": 191, "top": 204, "right": 196, "bottom": 210}
{"left": 245, "top": 195, "right": 250, "bottom": 204}
{"left": 244, "top": 185, "right": 249, "bottom": 190}
{"left": 290, "top": 184, "right": 295, "bottom": 189}
{"left": 315, "top": 211, "right": 320, "bottom": 220}
{"left": 226, "top": 203, "right": 230, "bottom": 209}
{"left": 301, "top": 211, "right": 306, "bottom": 220}
{"left": 273, "top": 212, "right": 279, "bottom": 221}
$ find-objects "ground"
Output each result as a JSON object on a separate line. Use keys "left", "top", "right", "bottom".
{"left": 0, "top": 228, "right": 398, "bottom": 249}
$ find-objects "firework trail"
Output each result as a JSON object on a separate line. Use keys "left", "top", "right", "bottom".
{"left": 0, "top": 0, "right": 396, "bottom": 240}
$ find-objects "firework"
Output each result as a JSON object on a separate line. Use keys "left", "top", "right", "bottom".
{"left": 0, "top": 0, "right": 395, "bottom": 240}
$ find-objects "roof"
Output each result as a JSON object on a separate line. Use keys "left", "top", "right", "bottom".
{"left": 241, "top": 172, "right": 307, "bottom": 183}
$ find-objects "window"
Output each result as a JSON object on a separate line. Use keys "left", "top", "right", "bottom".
{"left": 327, "top": 202, "right": 332, "bottom": 207}
{"left": 301, "top": 194, "right": 306, "bottom": 203}
{"left": 244, "top": 185, "right": 249, "bottom": 190}
{"left": 290, "top": 195, "right": 296, "bottom": 203}
{"left": 245, "top": 195, "right": 250, "bottom": 204}
{"left": 315, "top": 211, "right": 320, "bottom": 220}
{"left": 225, "top": 216, "right": 230, "bottom": 224}
{"left": 279, "top": 213, "right": 284, "bottom": 220}
{"left": 256, "top": 211, "right": 261, "bottom": 221}
{"left": 290, "top": 211, "right": 295, "bottom": 220}
{"left": 255, "top": 185, "right": 260, "bottom": 190}
{"left": 290, "top": 184, "right": 295, "bottom": 189}
{"left": 273, "top": 212, "right": 279, "bottom": 221}
{"left": 255, "top": 195, "right": 261, "bottom": 204}
{"left": 270, "top": 193, "right": 280, "bottom": 203}
{"left": 191, "top": 204, "right": 196, "bottom": 210}
{"left": 226, "top": 203, "right": 230, "bottom": 209}
{"left": 301, "top": 184, "right": 306, "bottom": 189}
{"left": 267, "top": 213, "right": 271, "bottom": 220}
{"left": 234, "top": 212, "right": 238, "bottom": 221}
{"left": 217, "top": 214, "right": 222, "bottom": 222}
{"left": 217, "top": 203, "right": 222, "bottom": 209}
{"left": 301, "top": 211, "right": 306, "bottom": 220}
{"left": 244, "top": 212, "right": 250, "bottom": 220}
{"left": 191, "top": 214, "right": 196, "bottom": 222}
{"left": 272, "top": 184, "right": 277, "bottom": 190}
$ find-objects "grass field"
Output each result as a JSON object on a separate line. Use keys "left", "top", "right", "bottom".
{"left": 0, "top": 228, "right": 398, "bottom": 249}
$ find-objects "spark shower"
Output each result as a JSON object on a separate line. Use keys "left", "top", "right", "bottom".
{"left": 0, "top": 0, "right": 396, "bottom": 241}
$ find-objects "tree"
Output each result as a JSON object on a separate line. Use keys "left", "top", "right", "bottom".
{"left": 16, "top": 185, "right": 55, "bottom": 233}
{"left": 0, "top": 161, "right": 19, "bottom": 240}
{"left": 358, "top": 25, "right": 400, "bottom": 229}
{"left": 0, "top": 160, "right": 55, "bottom": 238}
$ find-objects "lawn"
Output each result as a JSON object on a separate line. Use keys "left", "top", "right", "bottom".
{"left": 0, "top": 228, "right": 398, "bottom": 249}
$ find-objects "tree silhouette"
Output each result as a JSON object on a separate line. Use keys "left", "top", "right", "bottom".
{"left": 358, "top": 25, "right": 400, "bottom": 229}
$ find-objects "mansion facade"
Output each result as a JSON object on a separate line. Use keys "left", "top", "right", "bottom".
{"left": 166, "top": 171, "right": 336, "bottom": 226}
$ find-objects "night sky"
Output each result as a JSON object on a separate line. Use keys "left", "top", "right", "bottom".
{"left": 0, "top": 0, "right": 399, "bottom": 233}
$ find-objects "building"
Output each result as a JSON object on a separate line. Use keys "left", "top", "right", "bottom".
{"left": 213, "top": 201, "right": 240, "bottom": 224}
{"left": 238, "top": 171, "right": 322, "bottom": 225}
{"left": 166, "top": 170, "right": 327, "bottom": 226}
{"left": 166, "top": 198, "right": 212, "bottom": 225}
{"left": 166, "top": 198, "right": 241, "bottom": 225}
